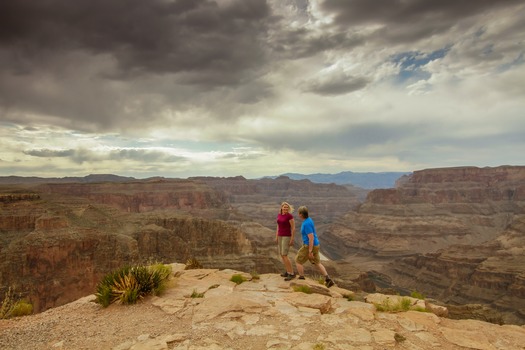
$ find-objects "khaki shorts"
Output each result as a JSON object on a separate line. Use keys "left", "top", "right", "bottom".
{"left": 277, "top": 236, "right": 292, "bottom": 256}
{"left": 295, "top": 245, "right": 320, "bottom": 265}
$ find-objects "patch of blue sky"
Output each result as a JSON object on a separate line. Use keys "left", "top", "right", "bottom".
{"left": 390, "top": 47, "right": 450, "bottom": 84}
{"left": 497, "top": 50, "right": 524, "bottom": 73}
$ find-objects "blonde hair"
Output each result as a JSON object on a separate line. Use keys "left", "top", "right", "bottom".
{"left": 280, "top": 201, "right": 294, "bottom": 214}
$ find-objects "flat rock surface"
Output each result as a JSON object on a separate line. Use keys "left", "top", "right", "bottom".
{"left": 1, "top": 265, "right": 524, "bottom": 350}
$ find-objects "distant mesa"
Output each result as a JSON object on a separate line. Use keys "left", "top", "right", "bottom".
{"left": 0, "top": 171, "right": 409, "bottom": 189}
{"left": 266, "top": 171, "right": 411, "bottom": 189}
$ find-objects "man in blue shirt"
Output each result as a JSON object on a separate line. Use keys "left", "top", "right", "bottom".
{"left": 292, "top": 206, "right": 334, "bottom": 287}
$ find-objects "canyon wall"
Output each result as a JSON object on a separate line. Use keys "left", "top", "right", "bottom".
{"left": 3, "top": 168, "right": 523, "bottom": 324}
{"left": 1, "top": 177, "right": 362, "bottom": 313}
{"left": 322, "top": 166, "right": 525, "bottom": 324}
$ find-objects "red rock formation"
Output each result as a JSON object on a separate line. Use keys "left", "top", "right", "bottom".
{"left": 323, "top": 166, "right": 525, "bottom": 324}
{"left": 36, "top": 179, "right": 228, "bottom": 213}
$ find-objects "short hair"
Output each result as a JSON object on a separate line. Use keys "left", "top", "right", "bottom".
{"left": 298, "top": 206, "right": 309, "bottom": 218}
{"left": 280, "top": 201, "right": 294, "bottom": 214}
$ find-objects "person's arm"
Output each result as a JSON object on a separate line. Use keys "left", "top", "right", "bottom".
{"left": 307, "top": 233, "right": 314, "bottom": 258}
{"left": 289, "top": 218, "right": 295, "bottom": 245}
{"left": 276, "top": 225, "right": 279, "bottom": 241}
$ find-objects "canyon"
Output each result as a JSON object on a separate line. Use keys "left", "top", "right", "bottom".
{"left": 0, "top": 166, "right": 524, "bottom": 326}
{"left": 323, "top": 166, "right": 525, "bottom": 325}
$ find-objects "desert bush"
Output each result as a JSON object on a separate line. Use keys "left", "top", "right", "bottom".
{"left": 185, "top": 257, "right": 202, "bottom": 270}
{"left": 293, "top": 285, "right": 312, "bottom": 294}
{"left": 374, "top": 297, "right": 426, "bottom": 313}
{"left": 410, "top": 290, "right": 425, "bottom": 299}
{"left": 395, "top": 333, "right": 406, "bottom": 342}
{"left": 374, "top": 297, "right": 409, "bottom": 312}
{"left": 10, "top": 300, "right": 33, "bottom": 317}
{"left": 95, "top": 264, "right": 172, "bottom": 307}
{"left": 148, "top": 263, "right": 172, "bottom": 295}
{"left": 343, "top": 293, "right": 353, "bottom": 301}
{"left": 230, "top": 274, "right": 246, "bottom": 285}
{"left": 1, "top": 287, "right": 33, "bottom": 319}
{"left": 191, "top": 289, "right": 205, "bottom": 298}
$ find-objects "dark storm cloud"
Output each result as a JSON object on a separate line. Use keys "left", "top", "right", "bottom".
{"left": 24, "top": 148, "right": 98, "bottom": 164}
{"left": 271, "top": 29, "right": 364, "bottom": 59}
{"left": 108, "top": 149, "right": 185, "bottom": 163}
{"left": 24, "top": 147, "right": 185, "bottom": 164}
{"left": 301, "top": 75, "right": 370, "bottom": 95}
{"left": 258, "top": 122, "right": 420, "bottom": 154}
{"left": 24, "top": 149, "right": 75, "bottom": 158}
{"left": 0, "top": 0, "right": 271, "bottom": 82}
{"left": 0, "top": 0, "right": 278, "bottom": 133}
{"left": 320, "top": 0, "right": 524, "bottom": 43}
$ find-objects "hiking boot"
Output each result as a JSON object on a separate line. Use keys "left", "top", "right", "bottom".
{"left": 298, "top": 276, "right": 305, "bottom": 280}
{"left": 325, "top": 278, "right": 334, "bottom": 288}
{"left": 284, "top": 273, "right": 296, "bottom": 281}
{"left": 280, "top": 271, "right": 289, "bottom": 277}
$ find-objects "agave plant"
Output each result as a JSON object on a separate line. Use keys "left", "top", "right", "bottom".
{"left": 95, "top": 263, "right": 172, "bottom": 307}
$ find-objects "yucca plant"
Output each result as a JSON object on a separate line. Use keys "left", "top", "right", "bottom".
{"left": 112, "top": 272, "right": 141, "bottom": 305}
{"left": 149, "top": 263, "right": 172, "bottom": 295}
{"left": 95, "top": 264, "right": 172, "bottom": 307}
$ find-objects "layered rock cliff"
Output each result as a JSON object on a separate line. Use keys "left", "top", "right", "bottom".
{"left": 0, "top": 178, "right": 362, "bottom": 314}
{"left": 322, "top": 166, "right": 525, "bottom": 324}
{"left": 3, "top": 168, "right": 523, "bottom": 326}
{"left": 385, "top": 215, "right": 525, "bottom": 325}
{"left": 35, "top": 179, "right": 228, "bottom": 214}
{"left": 192, "top": 175, "right": 362, "bottom": 230}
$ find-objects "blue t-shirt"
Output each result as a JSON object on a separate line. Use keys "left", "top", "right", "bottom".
{"left": 300, "top": 217, "right": 319, "bottom": 246}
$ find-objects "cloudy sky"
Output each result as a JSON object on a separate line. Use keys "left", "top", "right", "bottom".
{"left": 1, "top": 0, "right": 524, "bottom": 179}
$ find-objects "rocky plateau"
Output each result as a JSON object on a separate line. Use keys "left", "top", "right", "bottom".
{"left": 1, "top": 265, "right": 524, "bottom": 350}
{"left": 1, "top": 166, "right": 524, "bottom": 327}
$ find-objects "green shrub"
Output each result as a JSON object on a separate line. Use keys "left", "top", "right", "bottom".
{"left": 343, "top": 293, "right": 353, "bottom": 301}
{"left": 374, "top": 297, "right": 426, "bottom": 313}
{"left": 313, "top": 343, "right": 326, "bottom": 350}
{"left": 230, "top": 274, "right": 246, "bottom": 285}
{"left": 191, "top": 289, "right": 205, "bottom": 298}
{"left": 10, "top": 300, "right": 33, "bottom": 317}
{"left": 293, "top": 285, "right": 312, "bottom": 294}
{"left": 95, "top": 264, "right": 172, "bottom": 307}
{"left": 250, "top": 270, "right": 260, "bottom": 280}
{"left": 400, "top": 297, "right": 412, "bottom": 311}
{"left": 410, "top": 290, "right": 425, "bottom": 299}
{"left": 185, "top": 258, "right": 202, "bottom": 270}
{"left": 394, "top": 333, "right": 406, "bottom": 342}
{"left": 149, "top": 263, "right": 172, "bottom": 295}
{"left": 1, "top": 287, "right": 33, "bottom": 319}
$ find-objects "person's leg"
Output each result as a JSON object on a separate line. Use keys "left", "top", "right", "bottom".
{"left": 278, "top": 237, "right": 293, "bottom": 276}
{"left": 282, "top": 255, "right": 293, "bottom": 274}
{"left": 315, "top": 262, "right": 328, "bottom": 276}
{"left": 311, "top": 246, "right": 334, "bottom": 287}
{"left": 315, "top": 262, "right": 334, "bottom": 286}
{"left": 294, "top": 245, "right": 308, "bottom": 278}
{"left": 296, "top": 261, "right": 305, "bottom": 277}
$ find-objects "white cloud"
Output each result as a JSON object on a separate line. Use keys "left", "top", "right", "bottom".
{"left": 0, "top": 0, "right": 523, "bottom": 178}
